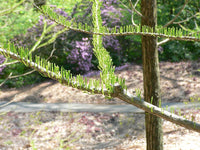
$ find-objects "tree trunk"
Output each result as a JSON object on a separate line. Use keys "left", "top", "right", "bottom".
{"left": 141, "top": 0, "right": 163, "bottom": 150}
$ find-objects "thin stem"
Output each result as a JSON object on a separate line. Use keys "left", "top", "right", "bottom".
{"left": 128, "top": 0, "right": 143, "bottom": 17}
{"left": 164, "top": 0, "right": 188, "bottom": 27}
{"left": 0, "top": 60, "right": 19, "bottom": 68}
{"left": 173, "top": 12, "right": 199, "bottom": 24}
{"left": 129, "top": 0, "right": 140, "bottom": 26}
{"left": 0, "top": 92, "right": 19, "bottom": 108}
{"left": 0, "top": 73, "right": 12, "bottom": 87}
{"left": 40, "top": 7, "right": 200, "bottom": 42}
{"left": 8, "top": 70, "right": 35, "bottom": 79}
{"left": 157, "top": 38, "right": 170, "bottom": 46}
{"left": 29, "top": 18, "right": 47, "bottom": 54}
{"left": 0, "top": 0, "right": 25, "bottom": 16}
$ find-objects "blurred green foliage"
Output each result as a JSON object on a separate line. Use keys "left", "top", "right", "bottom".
{"left": 157, "top": 0, "right": 200, "bottom": 62}
{"left": 0, "top": 0, "right": 82, "bottom": 87}
{"left": 47, "top": 0, "right": 81, "bottom": 13}
{"left": 0, "top": 0, "right": 40, "bottom": 43}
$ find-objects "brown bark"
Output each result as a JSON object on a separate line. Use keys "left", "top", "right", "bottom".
{"left": 141, "top": 0, "right": 163, "bottom": 150}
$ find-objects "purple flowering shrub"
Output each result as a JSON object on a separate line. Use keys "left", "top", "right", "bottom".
{"left": 66, "top": 37, "right": 93, "bottom": 72}
{"left": 100, "top": 0, "right": 122, "bottom": 27}
{"left": 69, "top": 0, "right": 131, "bottom": 69}
{"left": 0, "top": 55, "right": 6, "bottom": 75}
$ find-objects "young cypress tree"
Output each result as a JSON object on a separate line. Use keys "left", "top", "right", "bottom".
{"left": 1, "top": 0, "right": 200, "bottom": 149}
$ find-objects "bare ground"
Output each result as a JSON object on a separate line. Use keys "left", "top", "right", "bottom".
{"left": 0, "top": 61, "right": 200, "bottom": 149}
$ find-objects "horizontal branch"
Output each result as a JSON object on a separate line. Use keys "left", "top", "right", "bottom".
{"left": 114, "top": 86, "right": 200, "bottom": 133}
{"left": 8, "top": 70, "right": 35, "bottom": 79}
{"left": 173, "top": 12, "right": 200, "bottom": 24}
{"left": 39, "top": 6, "right": 200, "bottom": 42}
{"left": 0, "top": 48, "right": 111, "bottom": 96}
{"left": 0, "top": 60, "right": 19, "bottom": 68}
{"left": 157, "top": 38, "right": 170, "bottom": 46}
{"left": 49, "top": 19, "right": 200, "bottom": 42}
{"left": 1, "top": 47, "right": 200, "bottom": 133}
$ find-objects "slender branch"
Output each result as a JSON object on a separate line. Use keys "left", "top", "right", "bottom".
{"left": 134, "top": 0, "right": 140, "bottom": 8}
{"left": 0, "top": 60, "right": 19, "bottom": 68}
{"left": 129, "top": 0, "right": 140, "bottom": 26}
{"left": 39, "top": 7, "right": 200, "bottom": 42}
{"left": 46, "top": 42, "right": 56, "bottom": 60}
{"left": 157, "top": 38, "right": 170, "bottom": 46}
{"left": 173, "top": 12, "right": 200, "bottom": 24}
{"left": 29, "top": 19, "right": 48, "bottom": 54}
{"left": 164, "top": 0, "right": 188, "bottom": 27}
{"left": 128, "top": 0, "right": 143, "bottom": 17}
{"left": 0, "top": 43, "right": 57, "bottom": 80}
{"left": 0, "top": 0, "right": 25, "bottom": 16}
{"left": 119, "top": 0, "right": 131, "bottom": 12}
{"left": 0, "top": 48, "right": 107, "bottom": 95}
{"left": 115, "top": 87, "right": 200, "bottom": 133}
{"left": 37, "top": 27, "right": 68, "bottom": 49}
{"left": 0, "top": 93, "right": 18, "bottom": 108}
{"left": 0, "top": 73, "right": 12, "bottom": 87}
{"left": 8, "top": 70, "right": 35, "bottom": 79}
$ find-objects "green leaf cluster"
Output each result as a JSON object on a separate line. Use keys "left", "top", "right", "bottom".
{"left": 0, "top": 0, "right": 40, "bottom": 43}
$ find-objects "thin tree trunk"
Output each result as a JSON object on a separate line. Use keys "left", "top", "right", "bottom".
{"left": 141, "top": 0, "right": 163, "bottom": 150}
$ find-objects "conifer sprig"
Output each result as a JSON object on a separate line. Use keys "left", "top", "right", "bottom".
{"left": 0, "top": 43, "right": 126, "bottom": 97}
{"left": 40, "top": 6, "right": 200, "bottom": 42}
{"left": 91, "top": 0, "right": 122, "bottom": 94}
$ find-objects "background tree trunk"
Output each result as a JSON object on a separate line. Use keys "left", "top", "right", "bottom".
{"left": 141, "top": 0, "right": 163, "bottom": 150}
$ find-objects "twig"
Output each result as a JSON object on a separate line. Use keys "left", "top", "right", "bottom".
{"left": 0, "top": 0, "right": 25, "bottom": 16}
{"left": 173, "top": 12, "right": 200, "bottom": 24}
{"left": 29, "top": 18, "right": 47, "bottom": 54}
{"left": 157, "top": 38, "right": 170, "bottom": 46}
{"left": 0, "top": 60, "right": 19, "bottom": 68}
{"left": 8, "top": 70, "right": 35, "bottom": 79}
{"left": 164, "top": 0, "right": 188, "bottom": 27}
{"left": 46, "top": 42, "right": 56, "bottom": 60}
{"left": 0, "top": 73, "right": 12, "bottom": 87}
{"left": 129, "top": 0, "right": 140, "bottom": 26}
{"left": 39, "top": 7, "right": 200, "bottom": 42}
{"left": 0, "top": 94, "right": 19, "bottom": 108}
{"left": 128, "top": 0, "right": 143, "bottom": 17}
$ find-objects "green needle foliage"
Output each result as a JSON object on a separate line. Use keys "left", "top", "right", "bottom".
{"left": 40, "top": 4, "right": 200, "bottom": 42}
{"left": 91, "top": 0, "right": 120, "bottom": 94}
{"left": 0, "top": 42, "right": 125, "bottom": 97}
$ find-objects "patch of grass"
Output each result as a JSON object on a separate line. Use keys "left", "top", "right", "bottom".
{"left": 4, "top": 140, "right": 13, "bottom": 145}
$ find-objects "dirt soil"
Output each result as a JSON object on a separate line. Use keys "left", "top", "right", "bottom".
{"left": 0, "top": 61, "right": 200, "bottom": 150}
